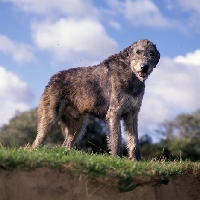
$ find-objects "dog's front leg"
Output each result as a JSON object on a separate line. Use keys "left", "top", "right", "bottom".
{"left": 106, "top": 109, "right": 122, "bottom": 157}
{"left": 123, "top": 112, "right": 141, "bottom": 161}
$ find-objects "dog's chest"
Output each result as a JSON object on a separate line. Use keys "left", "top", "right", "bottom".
{"left": 130, "top": 96, "right": 138, "bottom": 107}
{"left": 121, "top": 82, "right": 144, "bottom": 112}
{"left": 121, "top": 81, "right": 145, "bottom": 113}
{"left": 121, "top": 95, "right": 139, "bottom": 112}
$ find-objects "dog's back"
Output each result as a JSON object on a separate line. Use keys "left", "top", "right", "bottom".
{"left": 45, "top": 64, "right": 111, "bottom": 119}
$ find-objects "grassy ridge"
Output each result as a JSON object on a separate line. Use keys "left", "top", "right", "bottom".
{"left": 0, "top": 146, "right": 200, "bottom": 175}
{"left": 0, "top": 146, "right": 200, "bottom": 191}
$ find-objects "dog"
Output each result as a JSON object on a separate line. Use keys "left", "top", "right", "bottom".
{"left": 32, "top": 39, "right": 160, "bottom": 160}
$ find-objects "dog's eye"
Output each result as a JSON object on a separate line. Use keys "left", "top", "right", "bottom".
{"left": 136, "top": 50, "right": 142, "bottom": 55}
{"left": 150, "top": 52, "right": 155, "bottom": 57}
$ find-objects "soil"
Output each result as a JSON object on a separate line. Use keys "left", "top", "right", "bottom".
{"left": 0, "top": 167, "right": 200, "bottom": 200}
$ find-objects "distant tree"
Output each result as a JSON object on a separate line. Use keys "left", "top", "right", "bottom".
{"left": 0, "top": 109, "right": 38, "bottom": 146}
{"left": 157, "top": 110, "right": 200, "bottom": 140}
{"left": 75, "top": 117, "right": 108, "bottom": 153}
{"left": 0, "top": 109, "right": 109, "bottom": 153}
{"left": 140, "top": 134, "right": 152, "bottom": 147}
{"left": 153, "top": 110, "right": 200, "bottom": 161}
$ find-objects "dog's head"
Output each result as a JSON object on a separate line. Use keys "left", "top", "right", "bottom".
{"left": 129, "top": 39, "right": 160, "bottom": 82}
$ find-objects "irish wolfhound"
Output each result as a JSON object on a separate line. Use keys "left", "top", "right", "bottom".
{"left": 32, "top": 39, "right": 160, "bottom": 160}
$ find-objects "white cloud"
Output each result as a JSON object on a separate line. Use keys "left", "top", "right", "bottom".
{"left": 0, "top": 35, "right": 35, "bottom": 64}
{"left": 0, "top": 66, "right": 34, "bottom": 126}
{"left": 176, "top": 0, "right": 200, "bottom": 13}
{"left": 124, "top": 0, "right": 171, "bottom": 27}
{"left": 1, "top": 0, "right": 99, "bottom": 18}
{"left": 139, "top": 57, "right": 200, "bottom": 136}
{"left": 31, "top": 18, "right": 118, "bottom": 61}
{"left": 0, "top": 100, "right": 30, "bottom": 127}
{"left": 108, "top": 0, "right": 181, "bottom": 29}
{"left": 109, "top": 21, "right": 121, "bottom": 30}
{"left": 165, "top": 0, "right": 200, "bottom": 13}
{"left": 165, "top": 0, "right": 200, "bottom": 32}
{"left": 174, "top": 50, "right": 200, "bottom": 66}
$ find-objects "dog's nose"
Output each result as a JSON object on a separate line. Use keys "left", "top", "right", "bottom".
{"left": 141, "top": 65, "right": 149, "bottom": 71}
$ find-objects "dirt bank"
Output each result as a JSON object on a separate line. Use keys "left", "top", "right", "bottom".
{"left": 0, "top": 167, "right": 200, "bottom": 200}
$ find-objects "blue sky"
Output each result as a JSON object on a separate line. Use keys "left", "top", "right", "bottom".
{"left": 0, "top": 0, "right": 200, "bottom": 140}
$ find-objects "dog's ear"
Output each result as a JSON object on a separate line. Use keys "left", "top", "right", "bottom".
{"left": 154, "top": 49, "right": 160, "bottom": 68}
{"left": 119, "top": 46, "right": 131, "bottom": 63}
{"left": 122, "top": 46, "right": 131, "bottom": 57}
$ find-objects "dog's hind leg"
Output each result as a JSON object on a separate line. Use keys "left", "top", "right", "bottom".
{"left": 59, "top": 113, "right": 88, "bottom": 149}
{"left": 32, "top": 94, "right": 65, "bottom": 149}
{"left": 122, "top": 112, "right": 141, "bottom": 161}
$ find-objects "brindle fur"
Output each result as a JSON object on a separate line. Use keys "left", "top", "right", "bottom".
{"left": 32, "top": 39, "right": 160, "bottom": 160}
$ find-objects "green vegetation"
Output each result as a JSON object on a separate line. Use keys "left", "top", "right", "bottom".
{"left": 0, "top": 109, "right": 200, "bottom": 162}
{"left": 141, "top": 110, "right": 200, "bottom": 161}
{"left": 0, "top": 146, "right": 200, "bottom": 182}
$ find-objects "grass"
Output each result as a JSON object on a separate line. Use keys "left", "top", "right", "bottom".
{"left": 0, "top": 146, "right": 200, "bottom": 192}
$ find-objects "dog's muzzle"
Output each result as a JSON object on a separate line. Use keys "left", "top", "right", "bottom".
{"left": 138, "top": 64, "right": 149, "bottom": 78}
